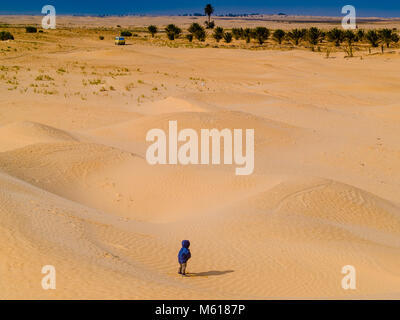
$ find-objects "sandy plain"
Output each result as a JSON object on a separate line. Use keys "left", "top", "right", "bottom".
{"left": 0, "top": 15, "right": 400, "bottom": 299}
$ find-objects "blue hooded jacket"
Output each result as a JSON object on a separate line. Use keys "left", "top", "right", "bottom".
{"left": 178, "top": 240, "right": 191, "bottom": 264}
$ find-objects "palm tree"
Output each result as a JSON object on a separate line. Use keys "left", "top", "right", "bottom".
{"left": 307, "top": 27, "right": 324, "bottom": 49}
{"left": 165, "top": 24, "right": 181, "bottom": 40}
{"left": 272, "top": 29, "right": 286, "bottom": 44}
{"left": 365, "top": 30, "right": 379, "bottom": 48}
{"left": 204, "top": 4, "right": 214, "bottom": 29}
{"left": 188, "top": 23, "right": 206, "bottom": 41}
{"left": 148, "top": 25, "right": 158, "bottom": 37}
{"left": 327, "top": 28, "right": 344, "bottom": 47}
{"left": 254, "top": 27, "right": 270, "bottom": 45}
{"left": 356, "top": 29, "right": 365, "bottom": 41}
{"left": 378, "top": 28, "right": 397, "bottom": 49}
{"left": 213, "top": 27, "right": 224, "bottom": 42}
{"left": 343, "top": 30, "right": 357, "bottom": 57}
{"left": 287, "top": 28, "right": 306, "bottom": 46}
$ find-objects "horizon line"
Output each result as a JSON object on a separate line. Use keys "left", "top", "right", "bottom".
{"left": 1, "top": 13, "right": 400, "bottom": 19}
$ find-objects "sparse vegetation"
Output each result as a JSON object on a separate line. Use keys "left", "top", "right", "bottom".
{"left": 35, "top": 75, "right": 54, "bottom": 81}
{"left": 232, "top": 28, "right": 243, "bottom": 40}
{"left": 327, "top": 28, "right": 344, "bottom": 47}
{"left": 307, "top": 27, "right": 324, "bottom": 49}
{"left": 186, "top": 34, "right": 193, "bottom": 42}
{"left": 378, "top": 28, "right": 399, "bottom": 52}
{"left": 165, "top": 24, "right": 181, "bottom": 40}
{"left": 272, "top": 29, "right": 286, "bottom": 44}
{"left": 253, "top": 27, "right": 270, "bottom": 45}
{"left": 213, "top": 27, "right": 224, "bottom": 42}
{"left": 343, "top": 30, "right": 357, "bottom": 57}
{"left": 25, "top": 26, "right": 37, "bottom": 33}
{"left": 356, "top": 29, "right": 365, "bottom": 41}
{"left": 148, "top": 25, "right": 158, "bottom": 37}
{"left": 125, "top": 83, "right": 135, "bottom": 91}
{"left": 223, "top": 32, "right": 233, "bottom": 43}
{"left": 243, "top": 28, "right": 252, "bottom": 43}
{"left": 287, "top": 29, "right": 306, "bottom": 45}
{"left": 366, "top": 30, "right": 379, "bottom": 48}
{"left": 88, "top": 79, "right": 103, "bottom": 85}
{"left": 120, "top": 30, "right": 132, "bottom": 37}
{"left": 0, "top": 31, "right": 14, "bottom": 41}
{"left": 188, "top": 23, "right": 206, "bottom": 41}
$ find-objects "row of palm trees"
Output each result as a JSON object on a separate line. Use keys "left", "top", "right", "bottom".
{"left": 146, "top": 3, "right": 400, "bottom": 54}
{"left": 146, "top": 24, "right": 399, "bottom": 52}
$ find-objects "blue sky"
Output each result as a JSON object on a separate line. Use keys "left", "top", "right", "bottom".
{"left": 1, "top": 1, "right": 400, "bottom": 17}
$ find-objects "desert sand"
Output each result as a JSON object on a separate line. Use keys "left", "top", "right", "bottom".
{"left": 0, "top": 16, "right": 400, "bottom": 299}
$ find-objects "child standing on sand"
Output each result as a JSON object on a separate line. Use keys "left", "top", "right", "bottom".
{"left": 178, "top": 240, "right": 191, "bottom": 276}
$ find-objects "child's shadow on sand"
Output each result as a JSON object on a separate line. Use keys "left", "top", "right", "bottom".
{"left": 189, "top": 270, "right": 234, "bottom": 277}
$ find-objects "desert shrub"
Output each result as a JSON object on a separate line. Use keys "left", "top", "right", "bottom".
{"left": 197, "top": 29, "right": 206, "bottom": 41}
{"left": 205, "top": 21, "right": 215, "bottom": 29}
{"left": 223, "top": 32, "right": 233, "bottom": 43}
{"left": 120, "top": 30, "right": 132, "bottom": 37}
{"left": 148, "top": 25, "right": 158, "bottom": 37}
{"left": 0, "top": 31, "right": 14, "bottom": 41}
{"left": 213, "top": 27, "right": 224, "bottom": 42}
{"left": 232, "top": 28, "right": 243, "bottom": 40}
{"left": 25, "top": 26, "right": 37, "bottom": 33}
{"left": 99, "top": 35, "right": 104, "bottom": 40}
{"left": 165, "top": 24, "right": 181, "bottom": 40}
{"left": 188, "top": 23, "right": 206, "bottom": 41}
{"left": 272, "top": 29, "right": 286, "bottom": 44}
{"left": 392, "top": 32, "right": 400, "bottom": 45}
{"left": 36, "top": 75, "right": 54, "bottom": 81}
{"left": 186, "top": 34, "right": 193, "bottom": 42}
{"left": 242, "top": 28, "right": 253, "bottom": 43}
{"left": 253, "top": 27, "right": 270, "bottom": 45}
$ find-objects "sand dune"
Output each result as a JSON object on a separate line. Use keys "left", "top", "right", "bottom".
{"left": 2, "top": 169, "right": 399, "bottom": 299}
{"left": 1, "top": 19, "right": 400, "bottom": 299}
{"left": 86, "top": 109, "right": 305, "bottom": 157}
{"left": 0, "top": 121, "right": 77, "bottom": 152}
{"left": 138, "top": 96, "right": 208, "bottom": 115}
